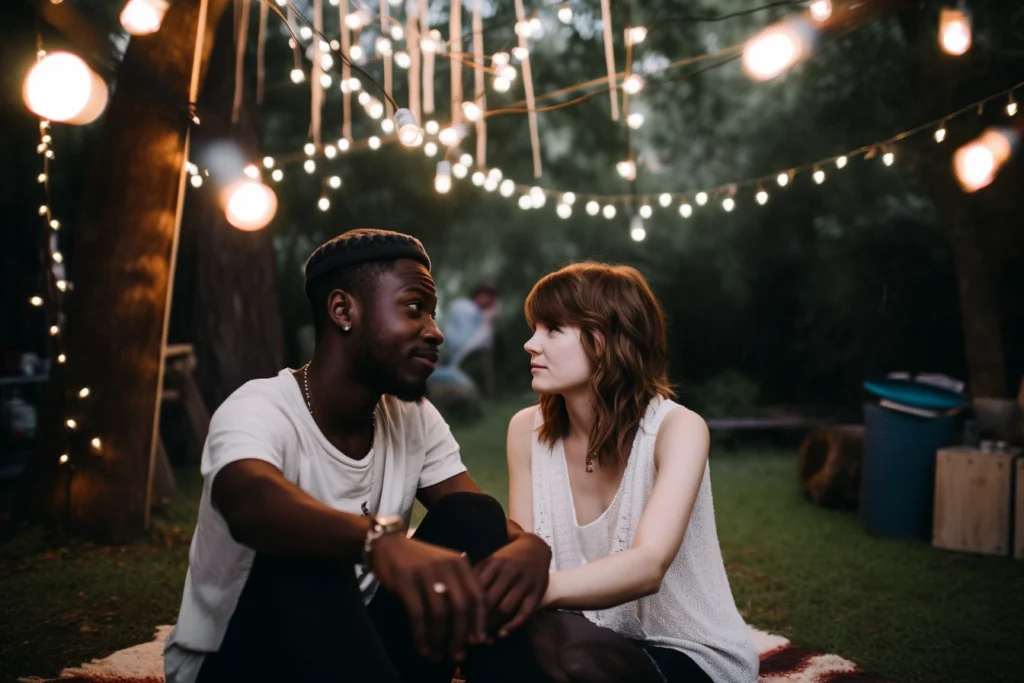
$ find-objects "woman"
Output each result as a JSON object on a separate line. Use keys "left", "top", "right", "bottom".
{"left": 505, "top": 263, "right": 758, "bottom": 683}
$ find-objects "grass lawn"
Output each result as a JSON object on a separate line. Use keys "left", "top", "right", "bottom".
{"left": 2, "top": 397, "right": 1021, "bottom": 683}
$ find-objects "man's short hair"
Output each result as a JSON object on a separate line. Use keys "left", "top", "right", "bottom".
{"left": 304, "top": 229, "right": 431, "bottom": 336}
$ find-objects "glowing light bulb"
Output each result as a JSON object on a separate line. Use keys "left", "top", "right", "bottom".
{"left": 530, "top": 186, "right": 546, "bottom": 208}
{"left": 66, "top": 419, "right": 77, "bottom": 429}
{"left": 439, "top": 127, "right": 460, "bottom": 147}
{"left": 836, "top": 155, "right": 848, "bottom": 169}
{"left": 324, "top": 144, "right": 337, "bottom": 159}
{"left": 243, "top": 164, "right": 260, "bottom": 179}
{"left": 304, "top": 159, "right": 316, "bottom": 174}
{"left": 37, "top": 173, "right": 47, "bottom": 183}
{"left": 499, "top": 179, "right": 515, "bottom": 197}
{"left": 562, "top": 192, "right": 576, "bottom": 205}
{"left": 515, "top": 20, "right": 533, "bottom": 38}
{"left": 777, "top": 173, "right": 790, "bottom": 187}
{"left": 59, "top": 454, "right": 69, "bottom": 464}
{"left": 882, "top": 151, "right": 895, "bottom": 166}
{"left": 493, "top": 76, "right": 511, "bottom": 92}
{"left": 395, "top": 108, "right": 423, "bottom": 147}
{"left": 299, "top": 26, "right": 313, "bottom": 40}
{"left": 263, "top": 156, "right": 275, "bottom": 168}
{"left": 472, "top": 171, "right": 485, "bottom": 186}
{"left": 78, "top": 387, "right": 90, "bottom": 398}
{"left": 376, "top": 38, "right": 393, "bottom": 57}
{"left": 742, "top": 19, "right": 812, "bottom": 81}
{"left": 679, "top": 203, "right": 693, "bottom": 218}
{"left": 809, "top": 0, "right": 831, "bottom": 22}
{"left": 626, "top": 26, "right": 647, "bottom": 45}
{"left": 381, "top": 119, "right": 395, "bottom": 134}
{"left": 622, "top": 74, "right": 644, "bottom": 95}
{"left": 58, "top": 353, "right": 66, "bottom": 363}
{"left": 50, "top": 219, "right": 60, "bottom": 230}
{"left": 695, "top": 192, "right": 708, "bottom": 206}
{"left": 492, "top": 52, "right": 510, "bottom": 66}
{"left": 1007, "top": 97, "right": 1017, "bottom": 117}
{"left": 435, "top": 161, "right": 452, "bottom": 194}
{"left": 90, "top": 437, "right": 102, "bottom": 452}
{"left": 271, "top": 169, "right": 283, "bottom": 182}
{"left": 722, "top": 197, "right": 736, "bottom": 212}
{"left": 49, "top": 325, "right": 59, "bottom": 336}
{"left": 603, "top": 204, "right": 617, "bottom": 219}
{"left": 23, "top": 52, "right": 109, "bottom": 124}
{"left": 190, "top": 174, "right": 203, "bottom": 187}
{"left": 459, "top": 153, "right": 474, "bottom": 167}
{"left": 319, "top": 73, "right": 333, "bottom": 89}
{"left": 630, "top": 216, "right": 646, "bottom": 242}
{"left": 558, "top": 4, "right": 572, "bottom": 24}
{"left": 659, "top": 193, "right": 672, "bottom": 207}
{"left": 939, "top": 8, "right": 971, "bottom": 56}
{"left": 424, "top": 142, "right": 438, "bottom": 157}
{"left": 223, "top": 180, "right": 277, "bottom": 231}
{"left": 462, "top": 101, "right": 483, "bottom": 121}
{"left": 291, "top": 68, "right": 305, "bottom": 83}
{"left": 395, "top": 51, "right": 411, "bottom": 69}
{"left": 518, "top": 195, "right": 532, "bottom": 210}
{"left": 350, "top": 45, "right": 364, "bottom": 62}
{"left": 586, "top": 201, "right": 600, "bottom": 216}
{"left": 935, "top": 126, "right": 947, "bottom": 143}
{"left": 338, "top": 138, "right": 351, "bottom": 152}
{"left": 368, "top": 99, "right": 384, "bottom": 119}
{"left": 120, "top": 0, "right": 169, "bottom": 36}
{"left": 53, "top": 252, "right": 64, "bottom": 264}
{"left": 304, "top": 142, "right": 316, "bottom": 155}
{"left": 756, "top": 190, "right": 769, "bottom": 205}
{"left": 345, "top": 9, "right": 369, "bottom": 29}
{"left": 30, "top": 296, "right": 44, "bottom": 307}
{"left": 368, "top": 136, "right": 381, "bottom": 150}
{"left": 512, "top": 47, "right": 529, "bottom": 61}
{"left": 320, "top": 53, "right": 334, "bottom": 70}
{"left": 813, "top": 169, "right": 825, "bottom": 184}
{"left": 318, "top": 196, "right": 330, "bottom": 211}
{"left": 616, "top": 160, "right": 636, "bottom": 180}
{"left": 453, "top": 163, "right": 468, "bottom": 179}
{"left": 557, "top": 203, "right": 572, "bottom": 219}
{"left": 328, "top": 175, "right": 342, "bottom": 189}
{"left": 390, "top": 25, "right": 405, "bottom": 41}
{"left": 639, "top": 205, "right": 652, "bottom": 219}
{"left": 953, "top": 128, "right": 1015, "bottom": 192}
{"left": 358, "top": 91, "right": 371, "bottom": 106}
{"left": 627, "top": 113, "right": 645, "bottom": 129}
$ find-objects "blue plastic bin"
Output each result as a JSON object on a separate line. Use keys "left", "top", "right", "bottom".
{"left": 859, "top": 401, "right": 962, "bottom": 540}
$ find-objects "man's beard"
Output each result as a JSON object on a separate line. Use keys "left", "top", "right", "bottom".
{"left": 353, "top": 333, "right": 428, "bottom": 403}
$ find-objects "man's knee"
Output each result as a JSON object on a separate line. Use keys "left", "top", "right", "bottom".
{"left": 418, "top": 492, "right": 508, "bottom": 561}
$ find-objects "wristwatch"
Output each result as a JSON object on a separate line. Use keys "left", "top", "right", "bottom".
{"left": 363, "top": 513, "right": 405, "bottom": 567}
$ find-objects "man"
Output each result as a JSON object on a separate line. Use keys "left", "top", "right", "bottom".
{"left": 165, "top": 229, "right": 551, "bottom": 683}
{"left": 443, "top": 283, "right": 499, "bottom": 370}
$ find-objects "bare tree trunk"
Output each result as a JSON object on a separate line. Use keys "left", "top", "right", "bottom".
{"left": 170, "top": 9, "right": 285, "bottom": 413}
{"left": 21, "top": 0, "right": 233, "bottom": 544}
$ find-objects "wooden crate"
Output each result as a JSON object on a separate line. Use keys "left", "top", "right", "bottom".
{"left": 933, "top": 447, "right": 1017, "bottom": 556}
{"left": 1016, "top": 458, "right": 1024, "bottom": 559}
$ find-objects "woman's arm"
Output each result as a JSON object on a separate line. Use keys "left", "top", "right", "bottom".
{"left": 506, "top": 405, "right": 538, "bottom": 531}
{"left": 542, "top": 407, "right": 710, "bottom": 611}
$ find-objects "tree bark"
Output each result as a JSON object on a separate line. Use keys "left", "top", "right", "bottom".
{"left": 21, "top": 0, "right": 233, "bottom": 544}
{"left": 169, "top": 8, "right": 285, "bottom": 413}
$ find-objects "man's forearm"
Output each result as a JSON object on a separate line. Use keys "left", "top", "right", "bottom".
{"left": 215, "top": 461, "right": 372, "bottom": 562}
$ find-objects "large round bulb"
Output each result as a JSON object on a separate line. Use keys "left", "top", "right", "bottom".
{"left": 742, "top": 20, "right": 811, "bottom": 81}
{"left": 224, "top": 180, "right": 277, "bottom": 231}
{"left": 24, "top": 52, "right": 109, "bottom": 124}
{"left": 120, "top": 0, "right": 170, "bottom": 35}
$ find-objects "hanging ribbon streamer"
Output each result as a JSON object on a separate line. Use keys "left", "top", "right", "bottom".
{"left": 450, "top": 0, "right": 462, "bottom": 126}
{"left": 340, "top": 0, "right": 352, "bottom": 141}
{"left": 514, "top": 0, "right": 541, "bottom": 177}
{"left": 472, "top": 0, "right": 485, "bottom": 167}
{"left": 420, "top": 0, "right": 434, "bottom": 114}
{"left": 256, "top": 0, "right": 267, "bottom": 103}
{"left": 408, "top": 2, "right": 421, "bottom": 121}
{"left": 310, "top": 0, "right": 324, "bottom": 147}
{"left": 600, "top": 0, "right": 619, "bottom": 121}
{"left": 381, "top": 0, "right": 393, "bottom": 118}
{"left": 232, "top": 0, "right": 251, "bottom": 124}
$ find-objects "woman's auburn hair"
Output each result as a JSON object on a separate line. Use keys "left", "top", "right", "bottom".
{"left": 525, "top": 262, "right": 675, "bottom": 468}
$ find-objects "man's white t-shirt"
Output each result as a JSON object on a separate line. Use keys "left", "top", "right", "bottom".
{"left": 164, "top": 368, "right": 467, "bottom": 683}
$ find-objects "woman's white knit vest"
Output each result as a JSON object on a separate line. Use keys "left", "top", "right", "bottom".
{"left": 531, "top": 398, "right": 759, "bottom": 682}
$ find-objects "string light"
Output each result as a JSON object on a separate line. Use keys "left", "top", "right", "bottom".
{"left": 809, "top": 0, "right": 831, "bottom": 22}
{"left": 639, "top": 204, "right": 653, "bottom": 219}
{"left": 453, "top": 163, "right": 469, "bottom": 179}
{"left": 939, "top": 7, "right": 971, "bottom": 56}
{"left": 318, "top": 196, "right": 331, "bottom": 211}
{"left": 777, "top": 172, "right": 790, "bottom": 187}
{"left": 324, "top": 144, "right": 337, "bottom": 159}
{"left": 304, "top": 159, "right": 316, "bottom": 173}
{"left": 882, "top": 151, "right": 895, "bottom": 166}
{"left": 395, "top": 51, "right": 411, "bottom": 69}
{"left": 954, "top": 128, "right": 1016, "bottom": 192}
{"left": 435, "top": 161, "right": 452, "bottom": 194}
{"left": 518, "top": 195, "right": 532, "bottom": 209}
{"left": 472, "top": 171, "right": 485, "bottom": 186}
{"left": 499, "top": 179, "right": 515, "bottom": 196}
{"left": 66, "top": 419, "right": 77, "bottom": 429}
{"left": 813, "top": 168, "right": 825, "bottom": 184}
{"left": 742, "top": 18, "right": 813, "bottom": 82}
{"left": 30, "top": 296, "right": 44, "bottom": 307}
{"left": 512, "top": 46, "right": 529, "bottom": 61}
{"left": 530, "top": 186, "right": 546, "bottom": 208}
{"left": 626, "top": 27, "right": 648, "bottom": 46}
{"left": 49, "top": 325, "right": 59, "bottom": 336}
{"left": 602, "top": 204, "right": 616, "bottom": 219}
{"left": 381, "top": 119, "right": 395, "bottom": 134}
{"left": 424, "top": 142, "right": 439, "bottom": 157}
{"left": 338, "top": 138, "right": 351, "bottom": 152}
{"left": 263, "top": 156, "right": 275, "bottom": 168}
{"left": 349, "top": 45, "right": 364, "bottom": 62}
{"left": 722, "top": 197, "right": 736, "bottom": 212}
{"left": 78, "top": 387, "right": 90, "bottom": 398}
{"left": 836, "top": 155, "right": 848, "bottom": 169}
{"left": 756, "top": 190, "right": 769, "bottom": 205}
{"left": 439, "top": 126, "right": 463, "bottom": 147}
{"left": 368, "top": 136, "right": 381, "bottom": 150}
{"left": 271, "top": 169, "right": 284, "bottom": 181}
{"left": 390, "top": 25, "right": 404, "bottom": 41}
{"left": 616, "top": 160, "right": 636, "bottom": 180}
{"left": 58, "top": 353, "right": 66, "bottom": 364}
{"left": 695, "top": 191, "right": 708, "bottom": 206}
{"left": 462, "top": 101, "right": 483, "bottom": 121}
{"left": 622, "top": 74, "right": 645, "bottom": 95}
{"left": 659, "top": 193, "right": 672, "bottom": 207}
{"left": 120, "top": 0, "right": 169, "bottom": 35}
{"left": 1007, "top": 94, "right": 1017, "bottom": 117}
{"left": 291, "top": 68, "right": 305, "bottom": 83}
{"left": 557, "top": 202, "right": 572, "bottom": 218}
{"left": 459, "top": 153, "right": 474, "bottom": 167}
{"left": 320, "top": 52, "right": 334, "bottom": 70}
{"left": 627, "top": 113, "right": 645, "bottom": 129}
{"left": 586, "top": 200, "right": 600, "bottom": 215}
{"left": 493, "top": 76, "right": 511, "bottom": 92}
{"left": 319, "top": 73, "right": 333, "bottom": 89}
{"left": 90, "top": 437, "right": 102, "bottom": 452}
{"left": 328, "top": 175, "right": 342, "bottom": 188}
{"left": 934, "top": 125, "right": 947, "bottom": 143}
{"left": 223, "top": 180, "right": 277, "bottom": 231}
{"left": 243, "top": 164, "right": 260, "bottom": 179}
{"left": 23, "top": 52, "right": 109, "bottom": 124}
{"left": 558, "top": 3, "right": 572, "bottom": 24}
{"left": 679, "top": 203, "right": 693, "bottom": 218}
{"left": 59, "top": 454, "right": 69, "bottom": 464}
{"left": 630, "top": 215, "right": 646, "bottom": 241}
{"left": 562, "top": 192, "right": 576, "bottom": 205}
{"left": 345, "top": 9, "right": 369, "bottom": 29}
{"left": 376, "top": 38, "right": 393, "bottom": 57}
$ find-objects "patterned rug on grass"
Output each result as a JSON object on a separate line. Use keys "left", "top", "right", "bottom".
{"left": 20, "top": 625, "right": 891, "bottom": 683}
